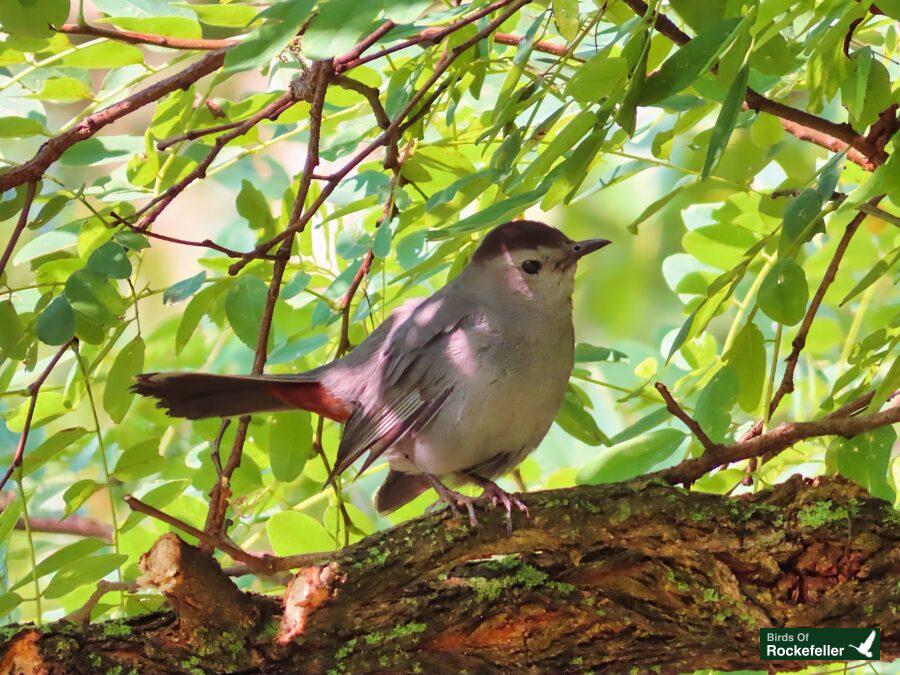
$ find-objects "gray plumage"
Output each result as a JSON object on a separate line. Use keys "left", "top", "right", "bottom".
{"left": 134, "top": 220, "right": 611, "bottom": 520}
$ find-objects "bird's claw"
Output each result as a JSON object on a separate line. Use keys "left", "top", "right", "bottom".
{"left": 476, "top": 480, "right": 529, "bottom": 532}
{"left": 429, "top": 483, "right": 479, "bottom": 527}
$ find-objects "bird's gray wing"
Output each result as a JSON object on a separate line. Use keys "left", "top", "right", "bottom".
{"left": 330, "top": 292, "right": 478, "bottom": 479}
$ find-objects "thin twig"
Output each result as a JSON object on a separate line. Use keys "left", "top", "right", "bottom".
{"left": 202, "top": 61, "right": 332, "bottom": 550}
{"left": 229, "top": 0, "right": 530, "bottom": 274}
{"left": 768, "top": 203, "right": 878, "bottom": 418}
{"left": 655, "top": 383, "right": 720, "bottom": 453}
{"left": 0, "top": 491, "right": 114, "bottom": 541}
{"left": 659, "top": 395, "right": 900, "bottom": 485}
{"left": 156, "top": 120, "right": 246, "bottom": 151}
{"left": 0, "top": 182, "right": 37, "bottom": 278}
{"left": 0, "top": 49, "right": 227, "bottom": 192}
{"left": 63, "top": 581, "right": 140, "bottom": 625}
{"left": 0, "top": 340, "right": 75, "bottom": 493}
{"left": 57, "top": 22, "right": 236, "bottom": 50}
{"left": 109, "top": 211, "right": 276, "bottom": 260}
{"left": 620, "top": 0, "right": 887, "bottom": 170}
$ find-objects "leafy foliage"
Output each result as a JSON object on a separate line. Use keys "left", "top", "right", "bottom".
{"left": 0, "top": 0, "right": 897, "bottom": 632}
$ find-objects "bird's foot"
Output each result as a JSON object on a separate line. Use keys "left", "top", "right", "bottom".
{"left": 425, "top": 474, "right": 479, "bottom": 527}
{"left": 474, "top": 478, "right": 529, "bottom": 531}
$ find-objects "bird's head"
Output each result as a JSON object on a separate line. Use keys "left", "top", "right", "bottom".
{"left": 468, "top": 220, "right": 611, "bottom": 305}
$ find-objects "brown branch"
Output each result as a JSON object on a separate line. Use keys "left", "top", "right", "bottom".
{"left": 4, "top": 477, "right": 898, "bottom": 671}
{"left": 620, "top": 0, "right": 888, "bottom": 171}
{"left": 0, "top": 49, "right": 226, "bottom": 193}
{"left": 0, "top": 181, "right": 37, "bottom": 278}
{"left": 654, "top": 382, "right": 720, "bottom": 453}
{"left": 109, "top": 211, "right": 277, "bottom": 261}
{"left": 63, "top": 581, "right": 139, "bottom": 626}
{"left": 0, "top": 340, "right": 75, "bottom": 493}
{"left": 156, "top": 120, "right": 246, "bottom": 151}
{"left": 334, "top": 0, "right": 524, "bottom": 72}
{"left": 494, "top": 31, "right": 570, "bottom": 57}
{"left": 0, "top": 491, "right": 113, "bottom": 542}
{"left": 659, "top": 394, "right": 900, "bottom": 485}
{"left": 134, "top": 93, "right": 296, "bottom": 230}
{"left": 768, "top": 202, "right": 877, "bottom": 418}
{"left": 57, "top": 22, "right": 236, "bottom": 50}
{"left": 229, "top": 0, "right": 530, "bottom": 274}
{"left": 202, "top": 61, "right": 332, "bottom": 551}
{"left": 333, "top": 20, "right": 397, "bottom": 68}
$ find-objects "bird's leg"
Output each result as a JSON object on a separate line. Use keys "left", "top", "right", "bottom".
{"left": 466, "top": 473, "right": 529, "bottom": 530}
{"left": 424, "top": 473, "right": 478, "bottom": 527}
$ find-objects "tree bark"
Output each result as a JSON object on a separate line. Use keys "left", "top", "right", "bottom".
{"left": 1, "top": 475, "right": 898, "bottom": 674}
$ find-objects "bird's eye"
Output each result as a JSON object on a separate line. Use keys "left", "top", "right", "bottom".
{"left": 521, "top": 259, "right": 542, "bottom": 275}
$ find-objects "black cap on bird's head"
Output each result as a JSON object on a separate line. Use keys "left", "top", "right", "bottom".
{"left": 472, "top": 220, "right": 611, "bottom": 268}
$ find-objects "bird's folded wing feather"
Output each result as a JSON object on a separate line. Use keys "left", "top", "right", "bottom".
{"left": 331, "top": 294, "right": 479, "bottom": 478}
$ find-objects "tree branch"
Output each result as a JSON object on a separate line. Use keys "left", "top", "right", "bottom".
{"left": 228, "top": 0, "right": 530, "bottom": 274}
{"left": 659, "top": 393, "right": 900, "bottom": 485}
{"left": 0, "top": 50, "right": 227, "bottom": 193}
{"left": 0, "top": 340, "right": 75, "bottom": 493}
{"left": 0, "top": 492, "right": 112, "bottom": 542}
{"left": 0, "top": 181, "right": 37, "bottom": 278}
{"left": 655, "top": 382, "right": 720, "bottom": 453}
{"left": 620, "top": 0, "right": 890, "bottom": 170}
{"left": 3, "top": 477, "right": 897, "bottom": 672}
{"left": 202, "top": 61, "right": 332, "bottom": 551}
{"left": 768, "top": 202, "right": 878, "bottom": 418}
{"left": 57, "top": 23, "right": 236, "bottom": 50}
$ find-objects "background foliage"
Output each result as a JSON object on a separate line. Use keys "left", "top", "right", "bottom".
{"left": 0, "top": 0, "right": 897, "bottom": 644}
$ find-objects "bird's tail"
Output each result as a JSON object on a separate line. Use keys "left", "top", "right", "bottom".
{"left": 132, "top": 372, "right": 350, "bottom": 421}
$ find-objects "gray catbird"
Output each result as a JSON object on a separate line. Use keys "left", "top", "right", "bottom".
{"left": 134, "top": 220, "right": 610, "bottom": 525}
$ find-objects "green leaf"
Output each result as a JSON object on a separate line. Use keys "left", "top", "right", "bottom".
{"left": 758, "top": 259, "right": 808, "bottom": 326}
{"left": 63, "top": 479, "right": 102, "bottom": 518}
{"left": 114, "top": 438, "right": 165, "bottom": 480}
{"left": 269, "top": 411, "right": 313, "bottom": 482}
{"left": 65, "top": 269, "right": 125, "bottom": 327}
{"left": 839, "top": 247, "right": 899, "bottom": 306}
{"left": 693, "top": 366, "right": 740, "bottom": 444}
{"left": 867, "top": 354, "right": 900, "bottom": 415}
{"left": 303, "top": 0, "right": 381, "bottom": 59}
{"left": 23, "top": 428, "right": 88, "bottom": 478}
{"left": 0, "top": 0, "right": 69, "bottom": 38}
{"left": 566, "top": 56, "right": 628, "bottom": 105}
{"left": 103, "top": 337, "right": 145, "bottom": 423}
{"left": 701, "top": 64, "right": 748, "bottom": 179}
{"left": 267, "top": 511, "right": 334, "bottom": 556}
{"left": 104, "top": 15, "right": 201, "bottom": 38}
{"left": 627, "top": 185, "right": 685, "bottom": 234}
{"left": 223, "top": 0, "right": 316, "bottom": 75}
{"left": 826, "top": 426, "right": 896, "bottom": 501}
{"left": 554, "top": 387, "right": 609, "bottom": 446}
{"left": 236, "top": 180, "right": 275, "bottom": 231}
{"left": 638, "top": 18, "right": 741, "bottom": 105}
{"left": 574, "top": 344, "right": 628, "bottom": 363}
{"left": 178, "top": 2, "right": 259, "bottom": 27}
{"left": 0, "top": 500, "right": 22, "bottom": 544}
{"left": 176, "top": 284, "right": 220, "bottom": 354}
{"left": 576, "top": 429, "right": 685, "bottom": 484}
{"left": 12, "top": 538, "right": 106, "bottom": 592}
{"left": 780, "top": 188, "right": 823, "bottom": 249}
{"left": 60, "top": 42, "right": 143, "bottom": 68}
{"left": 163, "top": 271, "right": 206, "bottom": 305}
{"left": 383, "top": 0, "right": 431, "bottom": 22}
{"left": 43, "top": 553, "right": 128, "bottom": 600}
{"left": 552, "top": 0, "right": 580, "bottom": 40}
{"left": 0, "top": 300, "right": 25, "bottom": 359}
{"left": 0, "top": 116, "right": 47, "bottom": 138}
{"left": 725, "top": 323, "right": 766, "bottom": 413}
{"left": 87, "top": 242, "right": 132, "bottom": 279}
{"left": 0, "top": 593, "right": 22, "bottom": 618}
{"left": 28, "top": 77, "right": 93, "bottom": 102}
{"left": 36, "top": 295, "right": 76, "bottom": 345}
{"left": 281, "top": 271, "right": 312, "bottom": 299}
{"left": 225, "top": 276, "right": 268, "bottom": 348}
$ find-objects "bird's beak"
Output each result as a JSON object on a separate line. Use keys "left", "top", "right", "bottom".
{"left": 562, "top": 238, "right": 612, "bottom": 267}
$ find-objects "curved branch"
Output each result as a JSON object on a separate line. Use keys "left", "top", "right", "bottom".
{"left": 0, "top": 50, "right": 227, "bottom": 193}
{"left": 57, "top": 23, "right": 236, "bottom": 50}
{"left": 0, "top": 181, "right": 37, "bottom": 277}
{"left": 2, "top": 476, "right": 897, "bottom": 672}
{"left": 660, "top": 395, "right": 900, "bottom": 485}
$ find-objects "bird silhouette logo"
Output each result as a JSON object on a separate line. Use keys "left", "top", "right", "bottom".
{"left": 849, "top": 630, "right": 877, "bottom": 659}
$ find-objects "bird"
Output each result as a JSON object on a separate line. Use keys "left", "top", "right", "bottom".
{"left": 850, "top": 630, "right": 877, "bottom": 658}
{"left": 133, "top": 220, "right": 611, "bottom": 526}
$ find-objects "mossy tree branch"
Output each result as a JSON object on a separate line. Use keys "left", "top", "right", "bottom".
{"left": 1, "top": 476, "right": 897, "bottom": 673}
